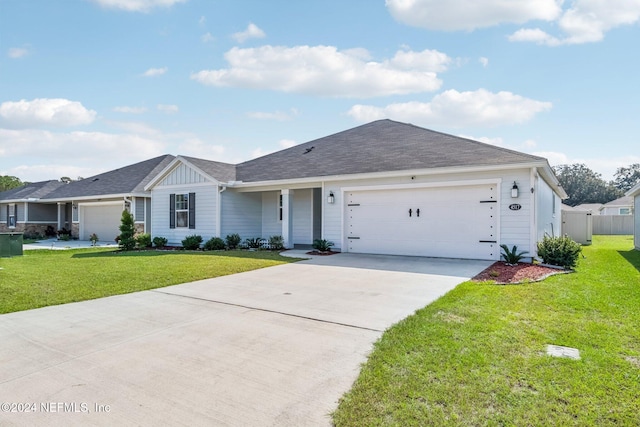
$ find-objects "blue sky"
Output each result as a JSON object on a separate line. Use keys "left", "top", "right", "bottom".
{"left": 1, "top": 0, "right": 639, "bottom": 182}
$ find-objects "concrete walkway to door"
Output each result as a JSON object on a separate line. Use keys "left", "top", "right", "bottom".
{"left": 0, "top": 253, "right": 491, "bottom": 426}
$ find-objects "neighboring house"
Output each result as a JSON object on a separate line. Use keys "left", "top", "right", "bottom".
{"left": 0, "top": 180, "right": 65, "bottom": 235}
{"left": 600, "top": 196, "right": 634, "bottom": 215}
{"left": 145, "top": 120, "right": 566, "bottom": 260}
{"left": 0, "top": 155, "right": 175, "bottom": 241}
{"left": 626, "top": 182, "right": 640, "bottom": 250}
{"left": 574, "top": 197, "right": 634, "bottom": 216}
{"left": 573, "top": 203, "right": 604, "bottom": 214}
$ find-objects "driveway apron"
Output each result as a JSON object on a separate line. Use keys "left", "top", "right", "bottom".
{"left": 0, "top": 253, "right": 491, "bottom": 426}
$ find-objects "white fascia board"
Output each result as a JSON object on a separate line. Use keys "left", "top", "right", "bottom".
{"left": 626, "top": 182, "right": 640, "bottom": 197}
{"left": 40, "top": 193, "right": 147, "bottom": 203}
{"left": 144, "top": 156, "right": 220, "bottom": 191}
{"left": 536, "top": 163, "right": 568, "bottom": 199}
{"left": 225, "top": 161, "right": 547, "bottom": 191}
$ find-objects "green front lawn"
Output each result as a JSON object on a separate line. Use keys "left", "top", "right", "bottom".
{"left": 334, "top": 236, "right": 640, "bottom": 426}
{"left": 0, "top": 249, "right": 300, "bottom": 314}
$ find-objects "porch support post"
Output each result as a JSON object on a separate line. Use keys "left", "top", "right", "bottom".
{"left": 57, "top": 202, "right": 65, "bottom": 230}
{"left": 281, "top": 189, "right": 294, "bottom": 249}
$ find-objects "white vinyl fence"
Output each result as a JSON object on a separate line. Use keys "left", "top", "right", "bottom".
{"left": 592, "top": 215, "right": 634, "bottom": 235}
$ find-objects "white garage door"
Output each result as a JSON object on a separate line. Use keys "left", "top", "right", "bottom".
{"left": 345, "top": 184, "right": 499, "bottom": 260}
{"left": 81, "top": 203, "right": 123, "bottom": 241}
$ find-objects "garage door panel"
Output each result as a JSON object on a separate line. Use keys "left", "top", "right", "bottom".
{"left": 81, "top": 204, "right": 123, "bottom": 241}
{"left": 345, "top": 185, "right": 498, "bottom": 260}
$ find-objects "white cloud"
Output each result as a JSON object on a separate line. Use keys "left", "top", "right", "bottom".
{"left": 386, "top": 0, "right": 561, "bottom": 31}
{"left": 249, "top": 139, "right": 298, "bottom": 159}
{"left": 0, "top": 98, "right": 96, "bottom": 128}
{"left": 232, "top": 23, "right": 266, "bottom": 43}
{"left": 279, "top": 139, "right": 297, "bottom": 149}
{"left": 347, "top": 89, "right": 552, "bottom": 127}
{"left": 250, "top": 147, "right": 267, "bottom": 159}
{"left": 177, "top": 138, "right": 225, "bottom": 159}
{"left": 510, "top": 0, "right": 640, "bottom": 45}
{"left": 6, "top": 164, "right": 101, "bottom": 184}
{"left": 390, "top": 48, "right": 452, "bottom": 72}
{"left": 201, "top": 32, "right": 215, "bottom": 43}
{"left": 199, "top": 16, "right": 206, "bottom": 25}
{"left": 0, "top": 128, "right": 167, "bottom": 181}
{"left": 191, "top": 45, "right": 448, "bottom": 98}
{"left": 90, "top": 0, "right": 187, "bottom": 13}
{"left": 386, "top": 0, "right": 639, "bottom": 46}
{"left": 157, "top": 104, "right": 179, "bottom": 113}
{"left": 508, "top": 28, "right": 561, "bottom": 46}
{"left": 458, "top": 134, "right": 505, "bottom": 146}
{"left": 8, "top": 47, "right": 29, "bottom": 59}
{"left": 113, "top": 106, "right": 147, "bottom": 114}
{"left": 142, "top": 67, "right": 167, "bottom": 77}
{"left": 246, "top": 109, "right": 298, "bottom": 121}
{"left": 479, "top": 57, "right": 489, "bottom": 67}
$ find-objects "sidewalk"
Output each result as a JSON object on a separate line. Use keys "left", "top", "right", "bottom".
{"left": 23, "top": 238, "right": 119, "bottom": 250}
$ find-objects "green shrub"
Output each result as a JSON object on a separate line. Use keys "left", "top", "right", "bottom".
{"left": 204, "top": 237, "right": 226, "bottom": 251}
{"left": 537, "top": 235, "right": 582, "bottom": 269}
{"left": 135, "top": 233, "right": 152, "bottom": 248}
{"left": 182, "top": 234, "right": 203, "bottom": 250}
{"left": 500, "top": 244, "right": 528, "bottom": 264}
{"left": 244, "top": 237, "right": 265, "bottom": 249}
{"left": 118, "top": 210, "right": 136, "bottom": 251}
{"left": 225, "top": 233, "right": 241, "bottom": 250}
{"left": 152, "top": 236, "right": 168, "bottom": 248}
{"left": 268, "top": 235, "right": 285, "bottom": 251}
{"left": 312, "top": 239, "right": 334, "bottom": 252}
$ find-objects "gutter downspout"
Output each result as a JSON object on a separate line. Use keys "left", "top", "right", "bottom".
{"left": 217, "top": 186, "right": 227, "bottom": 237}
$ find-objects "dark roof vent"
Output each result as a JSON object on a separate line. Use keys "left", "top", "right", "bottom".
{"left": 303, "top": 146, "right": 315, "bottom": 154}
{"left": 92, "top": 178, "right": 99, "bottom": 182}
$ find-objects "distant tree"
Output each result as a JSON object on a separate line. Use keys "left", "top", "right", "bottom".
{"left": 613, "top": 163, "right": 640, "bottom": 192}
{"left": 553, "top": 164, "right": 622, "bottom": 207}
{"left": 60, "top": 176, "right": 73, "bottom": 183}
{"left": 0, "top": 175, "right": 25, "bottom": 192}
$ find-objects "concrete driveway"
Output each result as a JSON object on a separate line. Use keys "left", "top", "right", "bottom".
{"left": 0, "top": 252, "right": 491, "bottom": 426}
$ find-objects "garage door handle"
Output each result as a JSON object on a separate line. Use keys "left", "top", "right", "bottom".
{"left": 479, "top": 240, "right": 497, "bottom": 243}
{"left": 416, "top": 208, "right": 420, "bottom": 217}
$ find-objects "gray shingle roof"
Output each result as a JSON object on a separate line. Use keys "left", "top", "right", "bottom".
{"left": 181, "top": 156, "right": 237, "bottom": 183}
{"left": 0, "top": 180, "right": 65, "bottom": 201}
{"left": 603, "top": 196, "right": 633, "bottom": 207}
{"left": 236, "top": 119, "right": 546, "bottom": 182}
{"left": 41, "top": 155, "right": 175, "bottom": 199}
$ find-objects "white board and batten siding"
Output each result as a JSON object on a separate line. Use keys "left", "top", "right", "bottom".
{"left": 150, "top": 163, "right": 218, "bottom": 245}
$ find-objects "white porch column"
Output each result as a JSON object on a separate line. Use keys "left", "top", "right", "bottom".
{"left": 281, "top": 189, "right": 294, "bottom": 249}
{"left": 57, "top": 202, "right": 65, "bottom": 230}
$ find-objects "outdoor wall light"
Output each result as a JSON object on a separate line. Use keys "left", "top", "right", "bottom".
{"left": 327, "top": 191, "right": 335, "bottom": 204}
{"left": 511, "top": 182, "right": 519, "bottom": 198}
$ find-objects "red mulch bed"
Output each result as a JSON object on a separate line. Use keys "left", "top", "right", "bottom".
{"left": 472, "top": 262, "right": 568, "bottom": 284}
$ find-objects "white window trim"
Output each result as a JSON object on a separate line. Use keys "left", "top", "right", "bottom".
{"left": 175, "top": 194, "right": 189, "bottom": 228}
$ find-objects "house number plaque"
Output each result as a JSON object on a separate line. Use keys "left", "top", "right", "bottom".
{"left": 509, "top": 204, "right": 522, "bottom": 211}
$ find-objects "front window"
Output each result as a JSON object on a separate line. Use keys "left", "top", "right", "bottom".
{"left": 176, "top": 194, "right": 189, "bottom": 228}
{"left": 620, "top": 208, "right": 631, "bottom": 215}
{"left": 8, "top": 204, "right": 16, "bottom": 228}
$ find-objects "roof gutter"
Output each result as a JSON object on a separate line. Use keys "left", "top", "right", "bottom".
{"left": 222, "top": 161, "right": 553, "bottom": 189}
{"left": 37, "top": 192, "right": 150, "bottom": 203}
